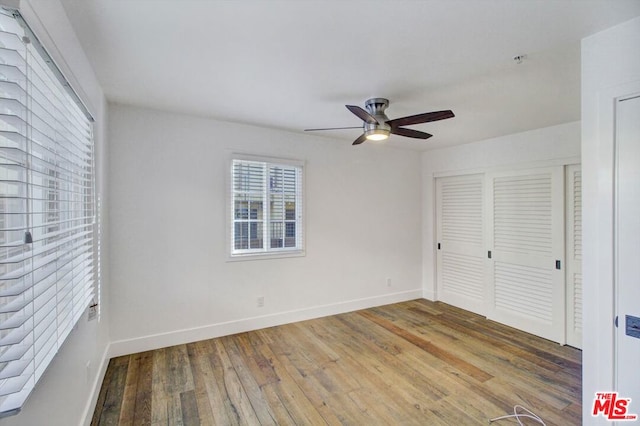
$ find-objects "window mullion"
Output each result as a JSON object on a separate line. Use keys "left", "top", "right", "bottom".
{"left": 278, "top": 168, "right": 283, "bottom": 247}
{"left": 275, "top": 167, "right": 284, "bottom": 249}
{"left": 263, "top": 163, "right": 269, "bottom": 251}
{"left": 296, "top": 167, "right": 302, "bottom": 248}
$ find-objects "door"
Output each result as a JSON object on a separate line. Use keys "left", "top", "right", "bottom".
{"left": 436, "top": 174, "right": 485, "bottom": 315}
{"left": 486, "top": 167, "right": 565, "bottom": 343}
{"left": 565, "top": 165, "right": 582, "bottom": 349}
{"left": 615, "top": 94, "right": 640, "bottom": 401}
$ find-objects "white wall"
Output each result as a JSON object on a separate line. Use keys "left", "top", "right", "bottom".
{"left": 582, "top": 16, "right": 640, "bottom": 425}
{"left": 0, "top": 1, "right": 110, "bottom": 426}
{"left": 1, "top": 1, "right": 633, "bottom": 423}
{"left": 107, "top": 104, "right": 423, "bottom": 355}
{"left": 421, "top": 121, "right": 581, "bottom": 299}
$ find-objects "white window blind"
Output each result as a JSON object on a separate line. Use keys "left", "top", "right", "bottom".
{"left": 231, "top": 158, "right": 303, "bottom": 257}
{"left": 0, "top": 9, "right": 95, "bottom": 416}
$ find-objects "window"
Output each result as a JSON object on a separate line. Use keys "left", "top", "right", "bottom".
{"left": 230, "top": 157, "right": 303, "bottom": 258}
{"left": 0, "top": 9, "right": 95, "bottom": 416}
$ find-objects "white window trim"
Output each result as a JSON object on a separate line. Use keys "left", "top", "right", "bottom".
{"left": 226, "top": 153, "right": 305, "bottom": 262}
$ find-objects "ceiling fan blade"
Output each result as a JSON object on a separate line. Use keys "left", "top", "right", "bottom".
{"left": 386, "top": 110, "right": 455, "bottom": 128}
{"left": 346, "top": 105, "right": 378, "bottom": 125}
{"left": 304, "top": 126, "right": 363, "bottom": 131}
{"left": 391, "top": 127, "right": 433, "bottom": 139}
{"left": 352, "top": 134, "right": 367, "bottom": 145}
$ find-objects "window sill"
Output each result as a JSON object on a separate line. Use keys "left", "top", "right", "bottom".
{"left": 226, "top": 249, "right": 306, "bottom": 262}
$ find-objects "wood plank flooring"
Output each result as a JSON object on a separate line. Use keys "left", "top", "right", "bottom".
{"left": 91, "top": 300, "right": 581, "bottom": 425}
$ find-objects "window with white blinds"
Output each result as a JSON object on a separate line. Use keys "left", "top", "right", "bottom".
{"left": 0, "top": 9, "right": 95, "bottom": 416}
{"left": 230, "top": 157, "right": 303, "bottom": 258}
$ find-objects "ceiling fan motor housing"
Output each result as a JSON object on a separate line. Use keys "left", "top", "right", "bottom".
{"left": 364, "top": 98, "right": 391, "bottom": 133}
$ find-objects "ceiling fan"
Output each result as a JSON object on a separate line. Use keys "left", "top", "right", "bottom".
{"left": 305, "top": 98, "right": 455, "bottom": 145}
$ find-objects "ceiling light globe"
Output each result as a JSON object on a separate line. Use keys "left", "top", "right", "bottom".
{"left": 365, "top": 129, "right": 390, "bottom": 141}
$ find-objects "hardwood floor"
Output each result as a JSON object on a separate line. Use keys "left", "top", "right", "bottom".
{"left": 91, "top": 300, "right": 581, "bottom": 425}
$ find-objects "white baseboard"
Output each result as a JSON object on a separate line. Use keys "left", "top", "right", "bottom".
{"left": 108, "top": 289, "right": 422, "bottom": 358}
{"left": 422, "top": 289, "right": 436, "bottom": 301}
{"left": 80, "top": 343, "right": 111, "bottom": 426}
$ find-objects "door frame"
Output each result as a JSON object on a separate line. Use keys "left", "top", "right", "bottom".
{"left": 583, "top": 81, "right": 640, "bottom": 419}
{"left": 613, "top": 91, "right": 640, "bottom": 394}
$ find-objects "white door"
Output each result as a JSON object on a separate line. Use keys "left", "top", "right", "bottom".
{"left": 565, "top": 165, "right": 582, "bottom": 349}
{"left": 615, "top": 94, "right": 640, "bottom": 401}
{"left": 486, "top": 167, "right": 565, "bottom": 343}
{"left": 436, "top": 174, "right": 485, "bottom": 315}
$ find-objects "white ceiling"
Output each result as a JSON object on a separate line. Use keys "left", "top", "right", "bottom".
{"left": 59, "top": 0, "right": 640, "bottom": 150}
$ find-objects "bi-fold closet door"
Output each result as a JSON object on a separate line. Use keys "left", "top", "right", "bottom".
{"left": 435, "top": 174, "right": 485, "bottom": 316}
{"left": 485, "top": 167, "right": 565, "bottom": 343}
{"left": 565, "top": 165, "right": 582, "bottom": 348}
{"left": 436, "top": 165, "right": 581, "bottom": 346}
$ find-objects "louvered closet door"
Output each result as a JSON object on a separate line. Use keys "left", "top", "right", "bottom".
{"left": 436, "top": 174, "right": 485, "bottom": 315}
{"left": 486, "top": 167, "right": 565, "bottom": 343}
{"left": 565, "top": 165, "right": 582, "bottom": 348}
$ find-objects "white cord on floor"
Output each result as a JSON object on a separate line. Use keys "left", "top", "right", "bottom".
{"left": 489, "top": 404, "right": 546, "bottom": 425}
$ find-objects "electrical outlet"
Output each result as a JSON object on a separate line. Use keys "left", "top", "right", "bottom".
{"left": 386, "top": 278, "right": 392, "bottom": 287}
{"left": 257, "top": 296, "right": 264, "bottom": 308}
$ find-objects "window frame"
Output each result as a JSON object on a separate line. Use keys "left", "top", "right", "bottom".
{"left": 227, "top": 154, "right": 305, "bottom": 261}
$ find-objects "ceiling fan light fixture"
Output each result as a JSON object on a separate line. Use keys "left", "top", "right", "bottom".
{"left": 364, "top": 128, "right": 390, "bottom": 141}
{"left": 305, "top": 98, "right": 454, "bottom": 146}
